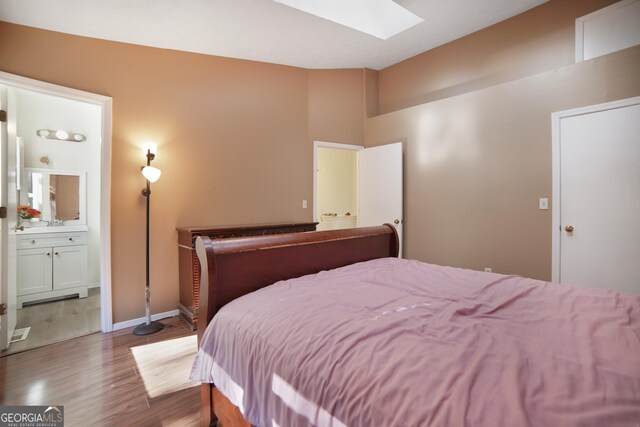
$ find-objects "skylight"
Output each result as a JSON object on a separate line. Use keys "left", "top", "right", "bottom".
{"left": 273, "top": 0, "right": 424, "bottom": 40}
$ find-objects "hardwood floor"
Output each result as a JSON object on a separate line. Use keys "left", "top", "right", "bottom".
{"left": 2, "top": 287, "right": 101, "bottom": 356}
{"left": 0, "top": 317, "right": 200, "bottom": 426}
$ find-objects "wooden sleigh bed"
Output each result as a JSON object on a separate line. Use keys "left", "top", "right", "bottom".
{"left": 194, "top": 225, "right": 400, "bottom": 426}
{"left": 193, "top": 224, "right": 640, "bottom": 427}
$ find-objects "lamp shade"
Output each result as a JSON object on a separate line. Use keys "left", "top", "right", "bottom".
{"left": 142, "top": 166, "right": 161, "bottom": 183}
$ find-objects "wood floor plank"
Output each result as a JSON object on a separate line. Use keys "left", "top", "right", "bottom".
{"left": 0, "top": 317, "right": 200, "bottom": 426}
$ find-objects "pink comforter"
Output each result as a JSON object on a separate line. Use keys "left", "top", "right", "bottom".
{"left": 191, "top": 258, "right": 640, "bottom": 426}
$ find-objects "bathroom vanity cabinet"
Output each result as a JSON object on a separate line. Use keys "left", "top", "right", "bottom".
{"left": 17, "top": 229, "right": 89, "bottom": 308}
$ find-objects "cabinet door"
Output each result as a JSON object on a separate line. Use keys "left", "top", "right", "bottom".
{"left": 53, "top": 245, "right": 88, "bottom": 290}
{"left": 17, "top": 248, "right": 53, "bottom": 295}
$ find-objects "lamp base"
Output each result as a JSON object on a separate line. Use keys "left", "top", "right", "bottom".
{"left": 133, "top": 320, "right": 164, "bottom": 336}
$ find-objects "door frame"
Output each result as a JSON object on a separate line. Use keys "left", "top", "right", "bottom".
{"left": 551, "top": 96, "right": 640, "bottom": 283}
{"left": 0, "top": 85, "right": 14, "bottom": 350}
{"left": 0, "top": 71, "right": 114, "bottom": 332}
{"left": 312, "top": 141, "right": 363, "bottom": 223}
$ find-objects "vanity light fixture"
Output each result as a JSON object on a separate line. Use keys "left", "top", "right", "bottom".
{"left": 37, "top": 128, "right": 86, "bottom": 142}
{"left": 134, "top": 142, "right": 164, "bottom": 336}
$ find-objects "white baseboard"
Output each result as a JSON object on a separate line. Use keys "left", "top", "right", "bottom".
{"left": 112, "top": 309, "right": 180, "bottom": 331}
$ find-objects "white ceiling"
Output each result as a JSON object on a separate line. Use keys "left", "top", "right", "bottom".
{"left": 0, "top": 0, "right": 548, "bottom": 70}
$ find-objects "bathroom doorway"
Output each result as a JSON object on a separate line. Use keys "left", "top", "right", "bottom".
{"left": 0, "top": 72, "right": 112, "bottom": 355}
{"left": 314, "top": 142, "right": 360, "bottom": 231}
{"left": 313, "top": 140, "right": 404, "bottom": 256}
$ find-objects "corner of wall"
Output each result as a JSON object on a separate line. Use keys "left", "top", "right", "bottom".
{"left": 363, "top": 68, "right": 379, "bottom": 118}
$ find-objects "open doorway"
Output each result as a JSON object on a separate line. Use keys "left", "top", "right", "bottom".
{"left": 314, "top": 141, "right": 361, "bottom": 231}
{"left": 0, "top": 72, "right": 112, "bottom": 355}
{"left": 313, "top": 140, "right": 404, "bottom": 255}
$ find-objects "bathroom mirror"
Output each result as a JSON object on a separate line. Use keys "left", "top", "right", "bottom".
{"left": 23, "top": 168, "right": 86, "bottom": 224}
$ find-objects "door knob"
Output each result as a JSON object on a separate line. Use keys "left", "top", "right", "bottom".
{"left": 565, "top": 225, "right": 574, "bottom": 232}
{"left": 394, "top": 219, "right": 400, "bottom": 225}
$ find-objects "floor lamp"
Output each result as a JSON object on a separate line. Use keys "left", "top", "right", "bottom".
{"left": 134, "top": 143, "right": 164, "bottom": 336}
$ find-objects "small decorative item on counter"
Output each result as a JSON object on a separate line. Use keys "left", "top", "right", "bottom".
{"left": 345, "top": 212, "right": 351, "bottom": 216}
{"left": 17, "top": 205, "right": 41, "bottom": 220}
{"left": 322, "top": 212, "right": 338, "bottom": 216}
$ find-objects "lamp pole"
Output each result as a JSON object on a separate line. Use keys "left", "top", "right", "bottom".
{"left": 134, "top": 149, "right": 164, "bottom": 335}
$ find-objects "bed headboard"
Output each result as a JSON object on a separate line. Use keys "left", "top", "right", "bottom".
{"left": 195, "top": 224, "right": 399, "bottom": 341}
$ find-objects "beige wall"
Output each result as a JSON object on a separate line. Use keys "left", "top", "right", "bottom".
{"left": 366, "top": 0, "right": 640, "bottom": 280}
{"left": 1, "top": 0, "right": 638, "bottom": 321}
{"left": 364, "top": 68, "right": 379, "bottom": 118}
{"left": 366, "top": 46, "right": 640, "bottom": 280}
{"left": 377, "top": 0, "right": 619, "bottom": 114}
{"left": 308, "top": 69, "right": 365, "bottom": 145}
{"left": 0, "top": 23, "right": 361, "bottom": 323}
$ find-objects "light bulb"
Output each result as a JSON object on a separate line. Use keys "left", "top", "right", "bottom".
{"left": 142, "top": 142, "right": 158, "bottom": 156}
{"left": 55, "top": 130, "right": 69, "bottom": 140}
{"left": 142, "top": 166, "right": 161, "bottom": 183}
{"left": 37, "top": 129, "right": 50, "bottom": 138}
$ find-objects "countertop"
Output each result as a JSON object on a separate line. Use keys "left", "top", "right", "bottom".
{"left": 16, "top": 225, "right": 89, "bottom": 234}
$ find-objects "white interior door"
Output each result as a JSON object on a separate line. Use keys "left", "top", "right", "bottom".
{"left": 1, "top": 85, "right": 18, "bottom": 351}
{"left": 553, "top": 98, "right": 640, "bottom": 294}
{"left": 358, "top": 142, "right": 403, "bottom": 257}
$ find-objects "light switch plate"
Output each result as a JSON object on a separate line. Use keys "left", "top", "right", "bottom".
{"left": 539, "top": 198, "right": 548, "bottom": 210}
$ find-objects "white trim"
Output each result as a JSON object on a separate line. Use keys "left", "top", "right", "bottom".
{"left": 0, "top": 86, "right": 9, "bottom": 351}
{"left": 312, "top": 141, "right": 363, "bottom": 223}
{"left": 575, "top": 13, "right": 585, "bottom": 63}
{"left": 313, "top": 141, "right": 363, "bottom": 151}
{"left": 551, "top": 96, "right": 640, "bottom": 284}
{"left": 112, "top": 310, "right": 179, "bottom": 331}
{"left": 575, "top": 0, "right": 639, "bottom": 62}
{"left": 0, "top": 71, "right": 113, "bottom": 333}
{"left": 87, "top": 282, "right": 101, "bottom": 289}
{"left": 100, "top": 96, "right": 113, "bottom": 332}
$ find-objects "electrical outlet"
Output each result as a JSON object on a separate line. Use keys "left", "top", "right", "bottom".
{"left": 484, "top": 267, "right": 492, "bottom": 273}
{"left": 302, "top": 200, "right": 308, "bottom": 209}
